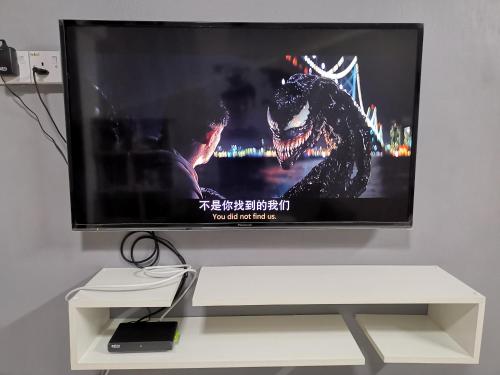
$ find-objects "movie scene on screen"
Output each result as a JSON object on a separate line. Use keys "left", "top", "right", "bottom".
{"left": 69, "top": 25, "right": 419, "bottom": 225}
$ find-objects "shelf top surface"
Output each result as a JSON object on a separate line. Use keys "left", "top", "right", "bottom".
{"left": 77, "top": 314, "right": 364, "bottom": 369}
{"left": 69, "top": 268, "right": 182, "bottom": 308}
{"left": 192, "top": 265, "right": 484, "bottom": 306}
{"left": 356, "top": 314, "right": 474, "bottom": 363}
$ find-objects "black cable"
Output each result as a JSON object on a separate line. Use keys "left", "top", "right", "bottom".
{"left": 0, "top": 74, "right": 68, "bottom": 165}
{"left": 136, "top": 307, "right": 167, "bottom": 323}
{"left": 119, "top": 231, "right": 188, "bottom": 322}
{"left": 32, "top": 69, "right": 67, "bottom": 144}
{"left": 120, "top": 231, "right": 161, "bottom": 268}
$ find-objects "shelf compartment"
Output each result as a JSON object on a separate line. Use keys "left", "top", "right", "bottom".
{"left": 71, "top": 314, "right": 365, "bottom": 370}
{"left": 192, "top": 265, "right": 485, "bottom": 365}
{"left": 357, "top": 307, "right": 484, "bottom": 364}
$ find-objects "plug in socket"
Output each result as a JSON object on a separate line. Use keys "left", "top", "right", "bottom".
{"left": 29, "top": 51, "right": 62, "bottom": 84}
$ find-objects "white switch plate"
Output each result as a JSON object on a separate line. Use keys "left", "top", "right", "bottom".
{"left": 29, "top": 51, "right": 62, "bottom": 84}
{"left": 0, "top": 51, "right": 31, "bottom": 84}
{"left": 0, "top": 50, "right": 63, "bottom": 86}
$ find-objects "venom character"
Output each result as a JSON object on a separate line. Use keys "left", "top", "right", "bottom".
{"left": 267, "top": 73, "right": 372, "bottom": 199}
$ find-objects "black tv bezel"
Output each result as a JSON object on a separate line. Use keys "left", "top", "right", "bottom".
{"left": 59, "top": 20, "right": 423, "bottom": 230}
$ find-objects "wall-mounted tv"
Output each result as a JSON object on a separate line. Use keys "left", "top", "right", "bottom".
{"left": 60, "top": 20, "right": 423, "bottom": 229}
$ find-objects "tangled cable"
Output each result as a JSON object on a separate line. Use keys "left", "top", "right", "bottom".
{"left": 64, "top": 265, "right": 196, "bottom": 303}
{"left": 66, "top": 231, "right": 196, "bottom": 322}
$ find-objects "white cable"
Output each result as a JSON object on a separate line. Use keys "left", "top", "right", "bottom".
{"left": 64, "top": 265, "right": 196, "bottom": 302}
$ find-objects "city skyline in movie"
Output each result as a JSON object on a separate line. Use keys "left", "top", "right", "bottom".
{"left": 214, "top": 54, "right": 412, "bottom": 160}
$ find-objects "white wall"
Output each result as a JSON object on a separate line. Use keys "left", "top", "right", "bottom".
{"left": 0, "top": 1, "right": 499, "bottom": 374}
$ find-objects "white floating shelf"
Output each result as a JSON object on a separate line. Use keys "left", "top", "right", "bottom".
{"left": 72, "top": 315, "right": 364, "bottom": 370}
{"left": 68, "top": 268, "right": 364, "bottom": 370}
{"left": 192, "top": 265, "right": 485, "bottom": 364}
{"left": 68, "top": 266, "right": 485, "bottom": 369}
{"left": 192, "top": 265, "right": 484, "bottom": 306}
{"left": 356, "top": 314, "right": 476, "bottom": 364}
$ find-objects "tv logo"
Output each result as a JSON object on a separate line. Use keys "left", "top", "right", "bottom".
{"left": 110, "top": 344, "right": 121, "bottom": 349}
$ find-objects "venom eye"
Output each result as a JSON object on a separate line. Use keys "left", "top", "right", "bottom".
{"left": 284, "top": 101, "right": 310, "bottom": 131}
{"left": 267, "top": 107, "right": 279, "bottom": 131}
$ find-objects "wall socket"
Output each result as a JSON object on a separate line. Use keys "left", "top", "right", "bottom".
{"left": 29, "top": 51, "right": 62, "bottom": 84}
{"left": 0, "top": 50, "right": 62, "bottom": 85}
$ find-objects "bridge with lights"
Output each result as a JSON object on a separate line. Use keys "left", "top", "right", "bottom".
{"left": 288, "top": 55, "right": 385, "bottom": 149}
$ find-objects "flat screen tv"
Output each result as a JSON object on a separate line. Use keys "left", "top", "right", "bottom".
{"left": 60, "top": 20, "right": 423, "bottom": 229}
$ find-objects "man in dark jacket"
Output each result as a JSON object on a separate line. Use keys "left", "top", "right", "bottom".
{"left": 157, "top": 87, "right": 228, "bottom": 199}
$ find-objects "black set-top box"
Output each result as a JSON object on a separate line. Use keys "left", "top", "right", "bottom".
{"left": 108, "top": 321, "right": 178, "bottom": 353}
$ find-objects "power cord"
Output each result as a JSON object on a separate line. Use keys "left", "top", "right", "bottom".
{"left": 0, "top": 74, "right": 68, "bottom": 164}
{"left": 119, "top": 231, "right": 186, "bottom": 268}
{"left": 120, "top": 231, "right": 189, "bottom": 322}
{"left": 32, "top": 67, "right": 67, "bottom": 143}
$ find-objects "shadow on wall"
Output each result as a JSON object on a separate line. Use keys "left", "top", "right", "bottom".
{"left": 0, "top": 292, "right": 72, "bottom": 375}
{"left": 80, "top": 228, "right": 411, "bottom": 252}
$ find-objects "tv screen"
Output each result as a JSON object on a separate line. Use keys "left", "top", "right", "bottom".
{"left": 60, "top": 21, "right": 423, "bottom": 229}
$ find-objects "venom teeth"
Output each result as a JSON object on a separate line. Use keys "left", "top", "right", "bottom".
{"left": 273, "top": 128, "right": 313, "bottom": 161}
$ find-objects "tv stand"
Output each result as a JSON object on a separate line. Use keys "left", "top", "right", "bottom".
{"left": 68, "top": 265, "right": 485, "bottom": 370}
